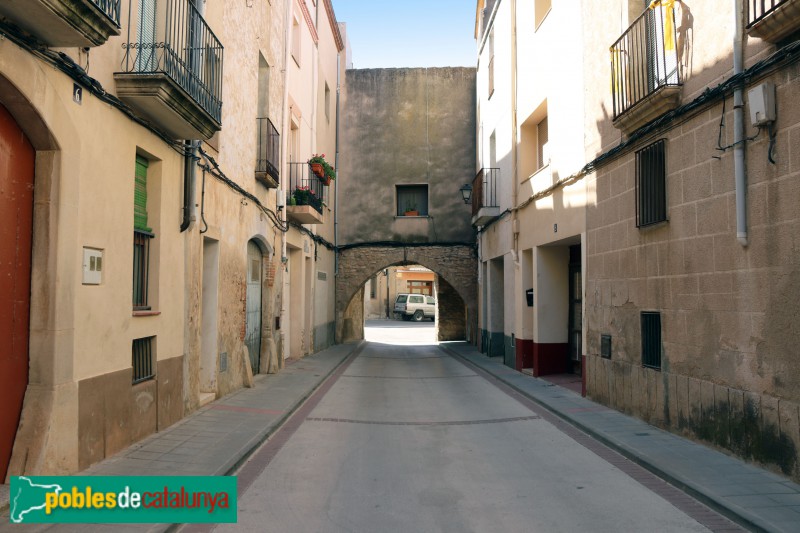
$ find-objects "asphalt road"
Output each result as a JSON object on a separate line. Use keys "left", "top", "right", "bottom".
{"left": 217, "top": 322, "right": 712, "bottom": 533}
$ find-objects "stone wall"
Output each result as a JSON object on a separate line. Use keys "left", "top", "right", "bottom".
{"left": 585, "top": 65, "right": 800, "bottom": 480}
{"left": 337, "top": 245, "right": 477, "bottom": 344}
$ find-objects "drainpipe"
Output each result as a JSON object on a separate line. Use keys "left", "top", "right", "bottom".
{"left": 280, "top": 0, "right": 293, "bottom": 359}
{"left": 733, "top": 0, "right": 747, "bottom": 246}
{"left": 180, "top": 140, "right": 198, "bottom": 232}
{"left": 334, "top": 51, "right": 341, "bottom": 277}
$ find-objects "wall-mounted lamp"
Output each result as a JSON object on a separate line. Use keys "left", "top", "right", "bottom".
{"left": 459, "top": 183, "right": 472, "bottom": 204}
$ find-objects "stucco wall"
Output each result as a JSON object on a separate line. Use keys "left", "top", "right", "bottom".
{"left": 339, "top": 68, "right": 477, "bottom": 244}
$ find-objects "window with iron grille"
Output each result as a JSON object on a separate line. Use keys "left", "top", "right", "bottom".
{"left": 641, "top": 312, "right": 662, "bottom": 369}
{"left": 397, "top": 185, "right": 428, "bottom": 216}
{"left": 636, "top": 139, "right": 667, "bottom": 227}
{"left": 132, "top": 336, "right": 155, "bottom": 384}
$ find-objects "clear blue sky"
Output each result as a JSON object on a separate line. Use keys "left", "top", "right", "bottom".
{"left": 331, "top": 0, "right": 477, "bottom": 68}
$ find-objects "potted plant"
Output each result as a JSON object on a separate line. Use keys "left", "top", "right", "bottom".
{"left": 404, "top": 200, "right": 418, "bottom": 217}
{"left": 308, "top": 154, "right": 336, "bottom": 186}
{"left": 292, "top": 186, "right": 313, "bottom": 206}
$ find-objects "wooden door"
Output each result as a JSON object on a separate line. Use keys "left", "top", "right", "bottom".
{"left": 0, "top": 102, "right": 34, "bottom": 480}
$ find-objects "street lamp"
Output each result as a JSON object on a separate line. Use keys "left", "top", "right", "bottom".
{"left": 459, "top": 183, "right": 472, "bottom": 204}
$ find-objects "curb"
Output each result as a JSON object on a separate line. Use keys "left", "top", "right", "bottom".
{"left": 441, "top": 344, "right": 770, "bottom": 533}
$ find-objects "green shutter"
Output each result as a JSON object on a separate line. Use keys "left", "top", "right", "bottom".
{"left": 134, "top": 156, "right": 151, "bottom": 232}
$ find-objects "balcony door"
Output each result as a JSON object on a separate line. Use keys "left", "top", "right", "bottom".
{"left": 136, "top": 0, "right": 157, "bottom": 71}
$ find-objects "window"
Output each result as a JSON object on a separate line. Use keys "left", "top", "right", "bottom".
{"left": 635, "top": 139, "right": 667, "bottom": 227}
{"left": 291, "top": 15, "right": 301, "bottom": 66}
{"left": 397, "top": 185, "right": 428, "bottom": 216}
{"left": 132, "top": 336, "right": 155, "bottom": 384}
{"left": 641, "top": 312, "right": 662, "bottom": 369}
{"left": 536, "top": 116, "right": 549, "bottom": 171}
{"left": 409, "top": 295, "right": 424, "bottom": 304}
{"left": 325, "top": 82, "right": 331, "bottom": 122}
{"left": 488, "top": 29, "right": 495, "bottom": 98}
{"left": 369, "top": 276, "right": 377, "bottom": 299}
{"left": 425, "top": 296, "right": 436, "bottom": 305}
{"left": 133, "top": 156, "right": 154, "bottom": 310}
{"left": 409, "top": 280, "right": 433, "bottom": 295}
{"left": 535, "top": 0, "right": 552, "bottom": 29}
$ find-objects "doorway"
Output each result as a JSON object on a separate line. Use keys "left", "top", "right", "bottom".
{"left": 245, "top": 241, "right": 263, "bottom": 374}
{"left": 567, "top": 244, "right": 582, "bottom": 375}
{"left": 201, "top": 238, "right": 220, "bottom": 394}
{"left": 0, "top": 102, "right": 35, "bottom": 480}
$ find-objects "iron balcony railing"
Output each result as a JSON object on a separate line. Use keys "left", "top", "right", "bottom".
{"left": 472, "top": 168, "right": 499, "bottom": 217}
{"left": 91, "top": 0, "right": 121, "bottom": 26}
{"left": 256, "top": 118, "right": 280, "bottom": 182}
{"left": 610, "top": 5, "right": 680, "bottom": 119}
{"left": 747, "top": 0, "right": 792, "bottom": 27}
{"left": 288, "top": 162, "right": 325, "bottom": 215}
{"left": 120, "top": 0, "right": 223, "bottom": 122}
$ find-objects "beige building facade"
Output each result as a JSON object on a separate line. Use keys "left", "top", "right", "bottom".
{"left": 0, "top": 0, "right": 344, "bottom": 479}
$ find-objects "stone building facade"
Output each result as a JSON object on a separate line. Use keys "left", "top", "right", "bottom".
{"left": 337, "top": 68, "right": 478, "bottom": 343}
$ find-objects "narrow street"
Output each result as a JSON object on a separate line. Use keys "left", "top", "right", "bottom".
{"left": 204, "top": 322, "right": 719, "bottom": 532}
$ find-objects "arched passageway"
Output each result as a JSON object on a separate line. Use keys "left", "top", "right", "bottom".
{"left": 336, "top": 245, "right": 477, "bottom": 344}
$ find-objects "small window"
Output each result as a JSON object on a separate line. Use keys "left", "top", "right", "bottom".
{"left": 370, "top": 276, "right": 377, "bottom": 299}
{"left": 426, "top": 296, "right": 435, "bottom": 305}
{"left": 325, "top": 83, "right": 331, "bottom": 122}
{"left": 397, "top": 185, "right": 428, "bottom": 216}
{"left": 641, "top": 312, "right": 662, "bottom": 369}
{"left": 132, "top": 336, "right": 155, "bottom": 384}
{"left": 636, "top": 139, "right": 667, "bottom": 227}
{"left": 410, "top": 295, "right": 424, "bottom": 304}
{"left": 395, "top": 294, "right": 408, "bottom": 303}
{"left": 535, "top": 0, "right": 552, "bottom": 29}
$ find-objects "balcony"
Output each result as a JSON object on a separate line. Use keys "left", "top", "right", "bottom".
{"left": 0, "top": 0, "right": 120, "bottom": 47}
{"left": 114, "top": 0, "right": 223, "bottom": 140}
{"left": 610, "top": 5, "right": 681, "bottom": 135}
{"left": 471, "top": 168, "right": 500, "bottom": 227}
{"left": 286, "top": 163, "right": 325, "bottom": 225}
{"left": 747, "top": 0, "right": 800, "bottom": 43}
{"left": 256, "top": 118, "right": 280, "bottom": 188}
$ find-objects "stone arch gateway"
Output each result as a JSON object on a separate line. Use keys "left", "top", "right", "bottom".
{"left": 336, "top": 245, "right": 478, "bottom": 344}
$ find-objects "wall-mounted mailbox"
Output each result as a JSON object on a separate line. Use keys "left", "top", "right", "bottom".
{"left": 82, "top": 247, "right": 103, "bottom": 285}
{"left": 525, "top": 289, "right": 534, "bottom": 307}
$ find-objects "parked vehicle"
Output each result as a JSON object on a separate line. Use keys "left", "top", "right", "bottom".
{"left": 394, "top": 293, "right": 436, "bottom": 322}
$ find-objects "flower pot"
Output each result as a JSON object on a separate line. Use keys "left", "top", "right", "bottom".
{"left": 404, "top": 210, "right": 419, "bottom": 216}
{"left": 322, "top": 176, "right": 332, "bottom": 186}
{"left": 310, "top": 163, "right": 324, "bottom": 178}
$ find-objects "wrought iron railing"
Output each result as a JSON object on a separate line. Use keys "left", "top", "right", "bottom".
{"left": 90, "top": 0, "right": 121, "bottom": 26}
{"left": 256, "top": 118, "right": 280, "bottom": 182}
{"left": 287, "top": 163, "right": 324, "bottom": 215}
{"left": 472, "top": 168, "right": 499, "bottom": 217}
{"left": 610, "top": 5, "right": 680, "bottom": 119}
{"left": 120, "top": 0, "right": 223, "bottom": 122}
{"left": 747, "top": 0, "right": 792, "bottom": 27}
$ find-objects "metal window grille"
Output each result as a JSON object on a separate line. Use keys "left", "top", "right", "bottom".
{"left": 397, "top": 185, "right": 429, "bottom": 216}
{"left": 601, "top": 334, "right": 612, "bottom": 359}
{"left": 635, "top": 139, "right": 667, "bottom": 227}
{"left": 641, "top": 312, "right": 662, "bottom": 369}
{"left": 747, "top": 0, "right": 791, "bottom": 28}
{"left": 133, "top": 230, "right": 154, "bottom": 310}
{"left": 132, "top": 336, "right": 155, "bottom": 384}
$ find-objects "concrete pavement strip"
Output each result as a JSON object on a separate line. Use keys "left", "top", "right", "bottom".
{"left": 442, "top": 341, "right": 800, "bottom": 533}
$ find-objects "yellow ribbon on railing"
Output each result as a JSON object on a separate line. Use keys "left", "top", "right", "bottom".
{"left": 649, "top": 0, "right": 676, "bottom": 51}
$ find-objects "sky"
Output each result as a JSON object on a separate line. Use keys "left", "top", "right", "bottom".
{"left": 331, "top": 0, "right": 477, "bottom": 69}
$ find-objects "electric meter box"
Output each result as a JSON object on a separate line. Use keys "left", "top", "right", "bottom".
{"left": 748, "top": 82, "right": 776, "bottom": 127}
{"left": 82, "top": 247, "right": 103, "bottom": 285}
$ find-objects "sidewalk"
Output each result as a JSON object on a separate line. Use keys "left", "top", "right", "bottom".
{"left": 1, "top": 342, "right": 361, "bottom": 531}
{"left": 443, "top": 341, "right": 800, "bottom": 533}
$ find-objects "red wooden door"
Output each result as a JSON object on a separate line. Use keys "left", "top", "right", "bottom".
{"left": 0, "top": 102, "right": 34, "bottom": 480}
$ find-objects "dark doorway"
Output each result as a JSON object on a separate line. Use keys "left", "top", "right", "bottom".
{"left": 567, "top": 244, "right": 582, "bottom": 375}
